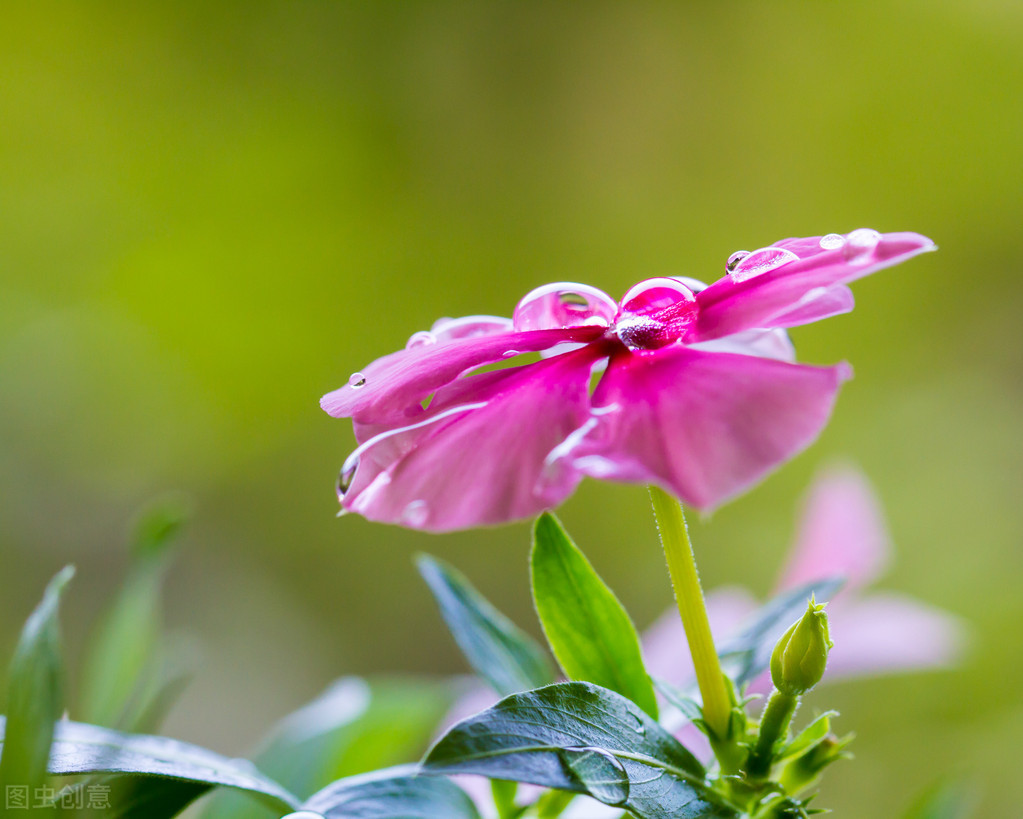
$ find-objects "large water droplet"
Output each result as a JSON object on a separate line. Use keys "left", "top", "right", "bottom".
{"left": 728, "top": 247, "right": 800, "bottom": 282}
{"left": 672, "top": 275, "right": 709, "bottom": 294}
{"left": 559, "top": 747, "right": 630, "bottom": 807}
{"left": 843, "top": 228, "right": 881, "bottom": 261}
{"left": 280, "top": 813, "right": 326, "bottom": 819}
{"left": 336, "top": 453, "right": 359, "bottom": 500}
{"left": 613, "top": 278, "right": 697, "bottom": 351}
{"left": 405, "top": 330, "right": 436, "bottom": 349}
{"left": 348, "top": 372, "right": 367, "bottom": 388}
{"left": 512, "top": 283, "right": 618, "bottom": 332}
{"left": 819, "top": 233, "right": 845, "bottom": 250}
{"left": 725, "top": 250, "right": 750, "bottom": 272}
{"left": 431, "top": 315, "right": 513, "bottom": 342}
{"left": 401, "top": 500, "right": 429, "bottom": 527}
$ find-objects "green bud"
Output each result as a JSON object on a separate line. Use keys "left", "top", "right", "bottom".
{"left": 770, "top": 596, "right": 833, "bottom": 696}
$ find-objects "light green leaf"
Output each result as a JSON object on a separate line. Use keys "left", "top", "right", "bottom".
{"left": 531, "top": 514, "right": 658, "bottom": 718}
{"left": 303, "top": 766, "right": 482, "bottom": 818}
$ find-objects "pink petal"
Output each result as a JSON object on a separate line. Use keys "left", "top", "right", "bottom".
{"left": 693, "top": 231, "right": 935, "bottom": 341}
{"left": 339, "top": 347, "right": 602, "bottom": 531}
{"left": 777, "top": 465, "right": 892, "bottom": 596}
{"left": 558, "top": 347, "right": 852, "bottom": 510}
{"left": 320, "top": 324, "right": 604, "bottom": 425}
{"left": 824, "top": 593, "right": 967, "bottom": 678}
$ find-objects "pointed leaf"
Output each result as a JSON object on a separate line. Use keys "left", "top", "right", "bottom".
{"left": 716, "top": 578, "right": 843, "bottom": 686}
{"left": 418, "top": 554, "right": 555, "bottom": 696}
{"left": 424, "top": 681, "right": 736, "bottom": 819}
{"left": 903, "top": 779, "right": 979, "bottom": 819}
{"left": 303, "top": 766, "right": 482, "bottom": 818}
{"left": 777, "top": 711, "right": 837, "bottom": 763}
{"left": 0, "top": 565, "right": 75, "bottom": 792}
{"left": 531, "top": 514, "right": 658, "bottom": 718}
{"left": 52, "top": 775, "right": 209, "bottom": 818}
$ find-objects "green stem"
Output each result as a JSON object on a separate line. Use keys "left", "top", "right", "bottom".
{"left": 648, "top": 486, "right": 730, "bottom": 740}
{"left": 747, "top": 689, "right": 798, "bottom": 778}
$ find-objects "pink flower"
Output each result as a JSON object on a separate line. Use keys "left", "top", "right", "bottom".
{"left": 322, "top": 229, "right": 934, "bottom": 531}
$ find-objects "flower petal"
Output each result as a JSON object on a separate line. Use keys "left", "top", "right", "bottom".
{"left": 320, "top": 324, "right": 604, "bottom": 425}
{"left": 777, "top": 465, "right": 892, "bottom": 596}
{"left": 339, "top": 347, "right": 602, "bottom": 531}
{"left": 693, "top": 231, "right": 935, "bottom": 341}
{"left": 560, "top": 347, "right": 851, "bottom": 509}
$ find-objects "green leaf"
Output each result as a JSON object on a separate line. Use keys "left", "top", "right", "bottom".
{"left": 52, "top": 775, "right": 209, "bottom": 817}
{"left": 80, "top": 497, "right": 189, "bottom": 730}
{"left": 418, "top": 554, "right": 556, "bottom": 696}
{"left": 0, "top": 717, "right": 300, "bottom": 812}
{"left": 777, "top": 711, "right": 837, "bottom": 763}
{"left": 0, "top": 565, "right": 75, "bottom": 792}
{"left": 902, "top": 779, "right": 979, "bottom": 819}
{"left": 424, "top": 681, "right": 736, "bottom": 819}
{"left": 201, "top": 676, "right": 454, "bottom": 818}
{"left": 716, "top": 578, "right": 844, "bottom": 687}
{"left": 531, "top": 513, "right": 658, "bottom": 718}
{"left": 302, "top": 766, "right": 482, "bottom": 818}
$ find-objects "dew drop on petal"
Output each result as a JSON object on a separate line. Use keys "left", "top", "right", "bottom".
{"left": 729, "top": 247, "right": 800, "bottom": 282}
{"left": 337, "top": 453, "right": 359, "bottom": 500}
{"left": 405, "top": 330, "right": 436, "bottom": 349}
{"left": 725, "top": 250, "right": 750, "bottom": 272}
{"left": 819, "top": 233, "right": 845, "bottom": 250}
{"left": 614, "top": 278, "right": 698, "bottom": 350}
{"left": 401, "top": 500, "right": 429, "bottom": 527}
{"left": 843, "top": 228, "right": 881, "bottom": 261}
{"left": 672, "top": 275, "right": 709, "bottom": 294}
{"left": 348, "top": 372, "right": 367, "bottom": 388}
{"left": 431, "top": 315, "right": 513, "bottom": 342}
{"left": 559, "top": 747, "right": 630, "bottom": 807}
{"left": 512, "top": 283, "right": 618, "bottom": 332}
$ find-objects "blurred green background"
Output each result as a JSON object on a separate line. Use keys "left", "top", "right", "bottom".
{"left": 1, "top": 2, "right": 1021, "bottom": 814}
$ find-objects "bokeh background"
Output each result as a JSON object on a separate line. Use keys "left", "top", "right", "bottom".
{"left": 2, "top": 2, "right": 1021, "bottom": 814}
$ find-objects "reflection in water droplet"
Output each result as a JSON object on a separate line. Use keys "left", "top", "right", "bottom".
{"left": 401, "top": 500, "right": 429, "bottom": 527}
{"left": 559, "top": 746, "right": 630, "bottom": 806}
{"left": 843, "top": 228, "right": 881, "bottom": 261}
{"left": 725, "top": 250, "right": 750, "bottom": 272}
{"left": 614, "top": 278, "right": 698, "bottom": 351}
{"left": 406, "top": 331, "right": 436, "bottom": 349}
{"left": 672, "top": 276, "right": 709, "bottom": 294}
{"left": 337, "top": 453, "right": 359, "bottom": 500}
{"left": 819, "top": 233, "right": 845, "bottom": 250}
{"left": 348, "top": 372, "right": 367, "bottom": 388}
{"left": 431, "top": 315, "right": 513, "bottom": 342}
{"left": 512, "top": 283, "right": 618, "bottom": 332}
{"left": 729, "top": 247, "right": 799, "bottom": 282}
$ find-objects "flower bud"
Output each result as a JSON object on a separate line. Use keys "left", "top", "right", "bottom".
{"left": 770, "top": 597, "right": 832, "bottom": 696}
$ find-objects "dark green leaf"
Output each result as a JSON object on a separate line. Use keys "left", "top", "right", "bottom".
{"left": 52, "top": 775, "right": 209, "bottom": 818}
{"left": 303, "top": 766, "right": 482, "bottom": 818}
{"left": 424, "top": 681, "right": 736, "bottom": 819}
{"left": 0, "top": 718, "right": 299, "bottom": 812}
{"left": 531, "top": 514, "right": 658, "bottom": 718}
{"left": 418, "top": 554, "right": 555, "bottom": 696}
{"left": 200, "top": 676, "right": 454, "bottom": 818}
{"left": 0, "top": 565, "right": 75, "bottom": 792}
{"left": 716, "top": 578, "right": 844, "bottom": 687}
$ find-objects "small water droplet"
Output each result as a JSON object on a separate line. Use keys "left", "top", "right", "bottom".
{"left": 431, "top": 315, "right": 513, "bottom": 342}
{"left": 401, "top": 500, "right": 429, "bottom": 527}
{"left": 725, "top": 250, "right": 750, "bottom": 272}
{"left": 819, "top": 233, "right": 845, "bottom": 250}
{"left": 559, "top": 747, "right": 630, "bottom": 806}
{"left": 843, "top": 228, "right": 881, "bottom": 261}
{"left": 336, "top": 453, "right": 359, "bottom": 500}
{"left": 512, "top": 283, "right": 618, "bottom": 332}
{"left": 614, "top": 278, "right": 697, "bottom": 351}
{"left": 280, "top": 813, "right": 327, "bottom": 819}
{"left": 348, "top": 372, "right": 367, "bottom": 388}
{"left": 405, "top": 331, "right": 436, "bottom": 350}
{"left": 729, "top": 247, "right": 799, "bottom": 282}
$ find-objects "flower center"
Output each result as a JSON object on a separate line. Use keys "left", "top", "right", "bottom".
{"left": 613, "top": 278, "right": 698, "bottom": 351}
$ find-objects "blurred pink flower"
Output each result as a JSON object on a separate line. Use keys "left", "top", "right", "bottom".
{"left": 322, "top": 230, "right": 934, "bottom": 531}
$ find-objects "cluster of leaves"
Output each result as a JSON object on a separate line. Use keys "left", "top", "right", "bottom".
{"left": 0, "top": 504, "right": 968, "bottom": 818}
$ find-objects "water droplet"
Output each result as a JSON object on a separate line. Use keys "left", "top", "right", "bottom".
{"left": 401, "top": 500, "right": 429, "bottom": 527}
{"left": 728, "top": 247, "right": 799, "bottom": 283}
{"left": 431, "top": 315, "right": 513, "bottom": 342}
{"left": 725, "top": 250, "right": 750, "bottom": 272}
{"left": 843, "top": 228, "right": 881, "bottom": 261}
{"left": 281, "top": 813, "right": 326, "bottom": 819}
{"left": 336, "top": 453, "right": 359, "bottom": 500}
{"left": 672, "top": 275, "right": 709, "bottom": 294}
{"left": 559, "top": 747, "right": 630, "bottom": 806}
{"left": 348, "top": 372, "right": 367, "bottom": 388}
{"left": 613, "top": 278, "right": 697, "bottom": 351}
{"left": 512, "top": 283, "right": 618, "bottom": 332}
{"left": 405, "top": 331, "right": 436, "bottom": 349}
{"left": 819, "top": 233, "right": 845, "bottom": 250}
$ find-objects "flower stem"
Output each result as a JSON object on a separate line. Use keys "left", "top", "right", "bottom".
{"left": 747, "top": 689, "right": 798, "bottom": 778}
{"left": 648, "top": 486, "right": 730, "bottom": 740}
